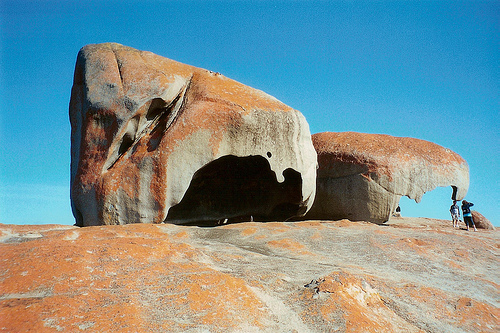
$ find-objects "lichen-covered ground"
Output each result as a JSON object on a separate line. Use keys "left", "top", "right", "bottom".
{"left": 1, "top": 217, "right": 498, "bottom": 332}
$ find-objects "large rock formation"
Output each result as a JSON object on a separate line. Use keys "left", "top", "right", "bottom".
{"left": 1, "top": 219, "right": 498, "bottom": 332}
{"left": 70, "top": 43, "right": 317, "bottom": 226}
{"left": 306, "top": 132, "right": 469, "bottom": 223}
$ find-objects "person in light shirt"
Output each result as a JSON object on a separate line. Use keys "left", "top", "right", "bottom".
{"left": 449, "top": 200, "right": 460, "bottom": 228}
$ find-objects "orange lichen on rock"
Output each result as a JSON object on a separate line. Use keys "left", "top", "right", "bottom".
{"left": 300, "top": 271, "right": 425, "bottom": 333}
{"left": 240, "top": 226, "right": 258, "bottom": 236}
{"left": 0, "top": 224, "right": 267, "bottom": 332}
{"left": 397, "top": 237, "right": 432, "bottom": 256}
{"left": 312, "top": 132, "right": 467, "bottom": 175}
{"left": 306, "top": 131, "right": 469, "bottom": 223}
{"left": 456, "top": 297, "right": 500, "bottom": 331}
{"left": 1, "top": 218, "right": 498, "bottom": 332}
{"left": 70, "top": 43, "right": 317, "bottom": 227}
{"left": 267, "top": 238, "right": 313, "bottom": 256}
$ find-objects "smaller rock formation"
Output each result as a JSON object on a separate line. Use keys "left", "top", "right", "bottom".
{"left": 305, "top": 132, "right": 470, "bottom": 223}
{"left": 472, "top": 211, "right": 495, "bottom": 230}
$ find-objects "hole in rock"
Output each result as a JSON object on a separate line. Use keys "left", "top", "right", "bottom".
{"left": 267, "top": 151, "right": 272, "bottom": 158}
{"left": 105, "top": 95, "right": 184, "bottom": 170}
{"left": 147, "top": 94, "right": 185, "bottom": 152}
{"left": 118, "top": 132, "right": 134, "bottom": 156}
{"left": 146, "top": 98, "right": 168, "bottom": 121}
{"left": 73, "top": 208, "right": 84, "bottom": 227}
{"left": 397, "top": 186, "right": 458, "bottom": 221}
{"left": 166, "top": 155, "right": 303, "bottom": 225}
{"left": 451, "top": 186, "right": 458, "bottom": 201}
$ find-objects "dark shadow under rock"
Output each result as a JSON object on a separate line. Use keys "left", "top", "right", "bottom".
{"left": 166, "top": 155, "right": 304, "bottom": 225}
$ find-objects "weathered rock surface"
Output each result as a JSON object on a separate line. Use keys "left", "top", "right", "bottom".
{"left": 472, "top": 211, "right": 495, "bottom": 230}
{"left": 70, "top": 43, "right": 317, "bottom": 226}
{"left": 1, "top": 219, "right": 498, "bottom": 332}
{"left": 305, "top": 132, "right": 469, "bottom": 223}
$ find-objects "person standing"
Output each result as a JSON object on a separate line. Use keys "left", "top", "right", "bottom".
{"left": 450, "top": 200, "right": 460, "bottom": 228}
{"left": 461, "top": 200, "right": 477, "bottom": 231}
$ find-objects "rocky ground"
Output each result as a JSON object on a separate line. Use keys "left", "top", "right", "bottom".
{"left": 1, "top": 217, "right": 498, "bottom": 332}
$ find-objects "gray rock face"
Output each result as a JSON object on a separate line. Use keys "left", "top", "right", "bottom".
{"left": 69, "top": 43, "right": 317, "bottom": 226}
{"left": 305, "top": 132, "right": 470, "bottom": 223}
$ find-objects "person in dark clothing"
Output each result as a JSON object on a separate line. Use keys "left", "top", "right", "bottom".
{"left": 461, "top": 200, "right": 477, "bottom": 231}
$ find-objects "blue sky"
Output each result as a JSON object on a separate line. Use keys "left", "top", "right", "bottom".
{"left": 0, "top": 0, "right": 498, "bottom": 226}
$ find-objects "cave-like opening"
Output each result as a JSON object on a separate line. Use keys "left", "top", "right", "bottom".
{"left": 166, "top": 155, "right": 303, "bottom": 225}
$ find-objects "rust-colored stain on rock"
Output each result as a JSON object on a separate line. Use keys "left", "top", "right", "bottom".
{"left": 0, "top": 224, "right": 266, "bottom": 332}
{"left": 70, "top": 43, "right": 317, "bottom": 227}
{"left": 313, "top": 132, "right": 467, "bottom": 174}
{"left": 1, "top": 217, "right": 498, "bottom": 332}
{"left": 267, "top": 238, "right": 313, "bottom": 256}
{"left": 307, "top": 131, "right": 470, "bottom": 224}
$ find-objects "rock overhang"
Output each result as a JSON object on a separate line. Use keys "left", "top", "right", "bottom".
{"left": 305, "top": 131, "right": 470, "bottom": 223}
